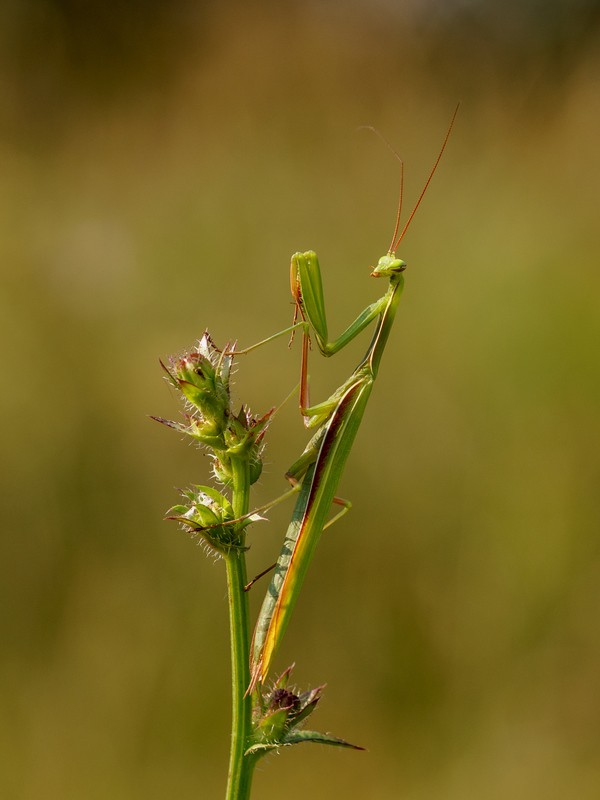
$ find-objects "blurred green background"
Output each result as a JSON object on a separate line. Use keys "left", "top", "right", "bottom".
{"left": 2, "top": 1, "right": 600, "bottom": 797}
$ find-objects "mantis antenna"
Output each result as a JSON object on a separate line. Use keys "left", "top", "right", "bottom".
{"left": 358, "top": 124, "right": 405, "bottom": 255}
{"left": 391, "top": 102, "right": 460, "bottom": 253}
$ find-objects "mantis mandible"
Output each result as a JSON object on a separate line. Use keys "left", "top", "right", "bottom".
{"left": 245, "top": 107, "right": 459, "bottom": 690}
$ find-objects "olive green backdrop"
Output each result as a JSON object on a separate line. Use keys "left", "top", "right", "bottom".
{"left": 2, "top": 1, "right": 599, "bottom": 798}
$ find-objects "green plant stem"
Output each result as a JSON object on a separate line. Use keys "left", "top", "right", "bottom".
{"left": 225, "top": 458, "right": 255, "bottom": 800}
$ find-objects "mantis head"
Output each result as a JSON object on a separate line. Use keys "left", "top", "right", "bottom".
{"left": 371, "top": 252, "right": 406, "bottom": 278}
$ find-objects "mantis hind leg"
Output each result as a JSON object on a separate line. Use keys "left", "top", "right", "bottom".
{"left": 244, "top": 491, "right": 352, "bottom": 592}
{"left": 323, "top": 494, "right": 352, "bottom": 529}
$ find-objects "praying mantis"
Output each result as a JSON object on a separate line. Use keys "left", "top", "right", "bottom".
{"left": 241, "top": 108, "right": 459, "bottom": 691}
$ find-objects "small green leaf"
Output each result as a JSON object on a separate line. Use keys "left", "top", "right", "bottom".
{"left": 254, "top": 707, "right": 289, "bottom": 741}
{"left": 192, "top": 485, "right": 234, "bottom": 517}
{"left": 283, "top": 730, "right": 365, "bottom": 750}
{"left": 244, "top": 742, "right": 279, "bottom": 757}
{"left": 165, "top": 504, "right": 189, "bottom": 517}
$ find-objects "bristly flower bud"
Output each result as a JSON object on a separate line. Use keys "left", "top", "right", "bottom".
{"left": 159, "top": 332, "right": 232, "bottom": 441}
{"left": 245, "top": 665, "right": 364, "bottom": 757}
{"left": 152, "top": 332, "right": 273, "bottom": 487}
{"left": 166, "top": 485, "right": 265, "bottom": 555}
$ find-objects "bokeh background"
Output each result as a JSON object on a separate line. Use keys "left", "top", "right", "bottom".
{"left": 2, "top": 1, "right": 600, "bottom": 798}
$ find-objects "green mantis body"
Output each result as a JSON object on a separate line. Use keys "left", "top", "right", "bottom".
{"left": 248, "top": 108, "right": 458, "bottom": 690}
{"left": 249, "top": 250, "right": 406, "bottom": 689}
